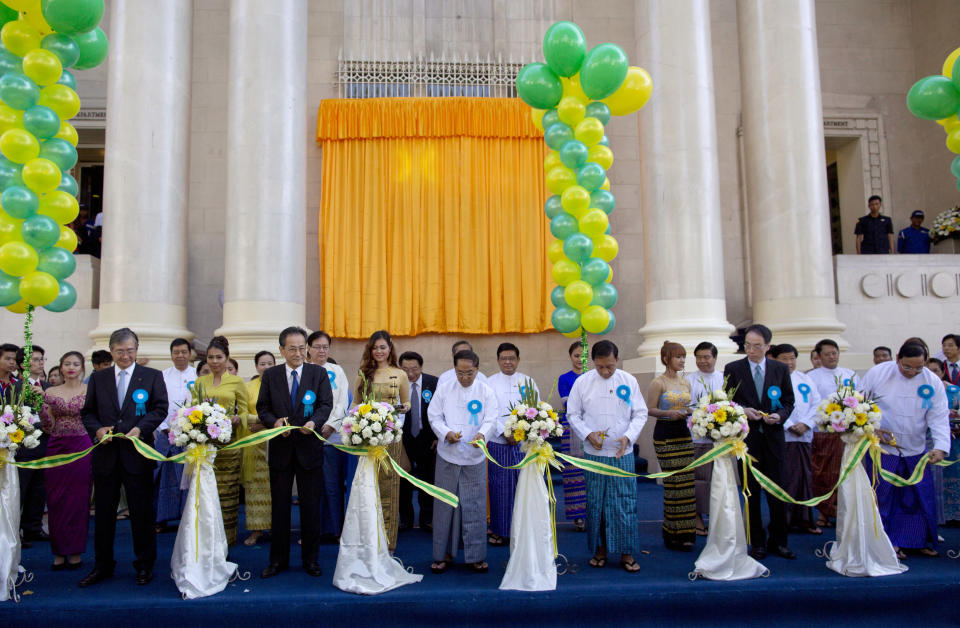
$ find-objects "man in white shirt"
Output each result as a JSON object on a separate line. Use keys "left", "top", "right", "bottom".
{"left": 485, "top": 342, "right": 539, "bottom": 546}
{"left": 807, "top": 338, "right": 856, "bottom": 529}
{"left": 310, "top": 331, "right": 350, "bottom": 540}
{"left": 567, "top": 340, "right": 647, "bottom": 573}
{"left": 863, "top": 342, "right": 950, "bottom": 557}
{"left": 436, "top": 340, "right": 488, "bottom": 389}
{"left": 155, "top": 338, "right": 196, "bottom": 529}
{"left": 428, "top": 349, "right": 497, "bottom": 574}
{"left": 773, "top": 343, "right": 822, "bottom": 534}
{"left": 686, "top": 341, "right": 724, "bottom": 534}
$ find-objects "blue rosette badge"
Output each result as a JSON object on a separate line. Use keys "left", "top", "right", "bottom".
{"left": 467, "top": 400, "right": 482, "bottom": 426}
{"left": 917, "top": 384, "right": 934, "bottom": 409}
{"left": 766, "top": 385, "right": 782, "bottom": 411}
{"left": 327, "top": 370, "right": 337, "bottom": 390}
{"left": 616, "top": 385, "right": 631, "bottom": 406}
{"left": 132, "top": 389, "right": 149, "bottom": 417}
{"left": 797, "top": 383, "right": 810, "bottom": 404}
{"left": 303, "top": 390, "right": 316, "bottom": 417}
{"left": 422, "top": 389, "right": 433, "bottom": 403}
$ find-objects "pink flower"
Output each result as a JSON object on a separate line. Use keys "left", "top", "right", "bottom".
{"left": 207, "top": 423, "right": 221, "bottom": 439}
{"left": 832, "top": 422, "right": 846, "bottom": 432}
{"left": 385, "top": 420, "right": 394, "bottom": 430}
{"left": 706, "top": 404, "right": 718, "bottom": 413}
{"left": 842, "top": 396, "right": 858, "bottom": 408}
{"left": 741, "top": 423, "right": 749, "bottom": 434}
{"left": 168, "top": 431, "right": 176, "bottom": 445}
{"left": 344, "top": 423, "right": 352, "bottom": 434}
{"left": 525, "top": 408, "right": 538, "bottom": 419}
{"left": 539, "top": 429, "right": 549, "bottom": 438}
{"left": 686, "top": 420, "right": 693, "bottom": 430}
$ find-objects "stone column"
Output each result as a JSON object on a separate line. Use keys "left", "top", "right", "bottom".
{"left": 633, "top": 0, "right": 737, "bottom": 366}
{"left": 215, "top": 0, "right": 308, "bottom": 358}
{"left": 737, "top": 0, "right": 846, "bottom": 349}
{"left": 90, "top": 0, "right": 194, "bottom": 358}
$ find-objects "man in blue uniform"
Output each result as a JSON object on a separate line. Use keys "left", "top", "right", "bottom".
{"left": 896, "top": 210, "right": 931, "bottom": 254}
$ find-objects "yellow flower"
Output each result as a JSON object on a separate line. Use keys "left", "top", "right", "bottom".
{"left": 10, "top": 429, "right": 23, "bottom": 443}
{"left": 548, "top": 411, "right": 557, "bottom": 419}
{"left": 189, "top": 410, "right": 203, "bottom": 424}
{"left": 871, "top": 404, "right": 879, "bottom": 414}
{"left": 826, "top": 403, "right": 842, "bottom": 414}
{"left": 715, "top": 408, "right": 727, "bottom": 424}
{"left": 358, "top": 404, "right": 372, "bottom": 416}
{"left": 513, "top": 429, "right": 525, "bottom": 442}
{"left": 854, "top": 414, "right": 867, "bottom": 426}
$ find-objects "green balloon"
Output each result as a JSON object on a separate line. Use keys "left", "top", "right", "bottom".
{"left": 541, "top": 109, "right": 560, "bottom": 129}
{"left": 544, "top": 121, "right": 574, "bottom": 151}
{"left": 515, "top": 62, "right": 563, "bottom": 110}
{"left": 542, "top": 21, "right": 587, "bottom": 78}
{"left": 39, "top": 138, "right": 77, "bottom": 171}
{"left": 0, "top": 72, "right": 39, "bottom": 110}
{"left": 954, "top": 56, "right": 960, "bottom": 92}
{"left": 550, "top": 285, "right": 567, "bottom": 308}
{"left": 585, "top": 102, "right": 611, "bottom": 126}
{"left": 0, "top": 269, "right": 18, "bottom": 306}
{"left": 56, "top": 69, "right": 76, "bottom": 90}
{"left": 544, "top": 195, "right": 564, "bottom": 219}
{"left": 42, "top": 279, "right": 75, "bottom": 312}
{"left": 906, "top": 75, "right": 960, "bottom": 120}
{"left": 551, "top": 306, "right": 581, "bottom": 334}
{"left": 41, "top": 0, "right": 105, "bottom": 36}
{"left": 0, "top": 5, "right": 17, "bottom": 27}
{"left": 72, "top": 27, "right": 109, "bottom": 71}
{"left": 41, "top": 34, "right": 81, "bottom": 68}
{"left": 598, "top": 135, "right": 610, "bottom": 147}
{"left": 581, "top": 257, "right": 610, "bottom": 285}
{"left": 1, "top": 185, "right": 38, "bottom": 219}
{"left": 590, "top": 283, "right": 618, "bottom": 309}
{"left": 0, "top": 46, "right": 22, "bottom": 78}
{"left": 576, "top": 162, "right": 606, "bottom": 191}
{"left": 23, "top": 105, "right": 61, "bottom": 140}
{"left": 21, "top": 214, "right": 60, "bottom": 249}
{"left": 563, "top": 232, "right": 594, "bottom": 262}
{"left": 0, "top": 157, "right": 21, "bottom": 191}
{"left": 580, "top": 43, "right": 629, "bottom": 100}
{"left": 550, "top": 213, "right": 578, "bottom": 240}
{"left": 36, "top": 245, "right": 75, "bottom": 279}
{"left": 599, "top": 310, "right": 616, "bottom": 335}
{"left": 590, "top": 190, "right": 615, "bottom": 214}
{"left": 559, "top": 139, "right": 589, "bottom": 169}
{"left": 952, "top": 155, "right": 960, "bottom": 179}
{"left": 57, "top": 171, "right": 78, "bottom": 197}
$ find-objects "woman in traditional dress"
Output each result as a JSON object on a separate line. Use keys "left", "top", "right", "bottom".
{"left": 242, "top": 350, "right": 275, "bottom": 545}
{"left": 557, "top": 340, "right": 587, "bottom": 531}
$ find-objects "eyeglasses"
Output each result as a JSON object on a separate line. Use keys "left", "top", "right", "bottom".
{"left": 900, "top": 364, "right": 925, "bottom": 373}
{"left": 455, "top": 370, "right": 476, "bottom": 378}
{"left": 284, "top": 345, "right": 307, "bottom": 353}
{"left": 113, "top": 349, "right": 137, "bottom": 356}
{"left": 310, "top": 344, "right": 330, "bottom": 351}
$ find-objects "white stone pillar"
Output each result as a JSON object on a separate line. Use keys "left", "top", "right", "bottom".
{"left": 736, "top": 0, "right": 846, "bottom": 350}
{"left": 215, "top": 0, "right": 308, "bottom": 357}
{"left": 633, "top": 0, "right": 737, "bottom": 366}
{"left": 90, "top": 0, "right": 194, "bottom": 358}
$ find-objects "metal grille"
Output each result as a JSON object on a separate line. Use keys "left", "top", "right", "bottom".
{"left": 337, "top": 52, "right": 524, "bottom": 98}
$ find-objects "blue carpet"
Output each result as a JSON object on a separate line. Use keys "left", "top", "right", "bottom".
{"left": 3, "top": 480, "right": 960, "bottom": 626}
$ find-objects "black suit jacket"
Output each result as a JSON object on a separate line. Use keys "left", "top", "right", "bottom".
{"left": 81, "top": 364, "right": 169, "bottom": 475}
{"left": 257, "top": 363, "right": 333, "bottom": 471}
{"left": 723, "top": 357, "right": 795, "bottom": 449}
{"left": 402, "top": 373, "right": 439, "bottom": 451}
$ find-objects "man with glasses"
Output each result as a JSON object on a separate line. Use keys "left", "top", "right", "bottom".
{"left": 863, "top": 342, "right": 950, "bottom": 558}
{"left": 397, "top": 351, "right": 438, "bottom": 532}
{"left": 436, "top": 340, "right": 487, "bottom": 388}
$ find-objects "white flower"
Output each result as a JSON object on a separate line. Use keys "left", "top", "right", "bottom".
{"left": 371, "top": 422, "right": 382, "bottom": 433}
{"left": 351, "top": 434, "right": 362, "bottom": 445}
{"left": 196, "top": 434, "right": 208, "bottom": 443}
{"left": 382, "top": 432, "right": 394, "bottom": 444}
{"left": 361, "top": 427, "right": 373, "bottom": 438}
{"left": 711, "top": 429, "right": 721, "bottom": 439}
{"left": 377, "top": 405, "right": 388, "bottom": 416}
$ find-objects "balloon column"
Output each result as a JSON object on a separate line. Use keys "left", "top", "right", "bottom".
{"left": 907, "top": 45, "right": 960, "bottom": 190}
{"left": 0, "top": 0, "right": 107, "bottom": 314}
{"left": 516, "top": 21, "right": 651, "bottom": 344}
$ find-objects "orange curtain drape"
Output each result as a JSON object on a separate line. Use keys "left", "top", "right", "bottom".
{"left": 316, "top": 98, "right": 551, "bottom": 339}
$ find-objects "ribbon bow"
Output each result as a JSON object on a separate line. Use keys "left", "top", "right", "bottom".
{"left": 132, "top": 389, "right": 148, "bottom": 417}
{"left": 918, "top": 384, "right": 934, "bottom": 409}
{"left": 797, "top": 383, "right": 810, "bottom": 404}
{"left": 327, "top": 370, "right": 337, "bottom": 390}
{"left": 766, "top": 385, "right": 782, "bottom": 411}
{"left": 467, "top": 400, "right": 482, "bottom": 426}
{"left": 616, "top": 385, "right": 631, "bottom": 406}
{"left": 302, "top": 390, "right": 316, "bottom": 418}
{"left": 947, "top": 384, "right": 960, "bottom": 408}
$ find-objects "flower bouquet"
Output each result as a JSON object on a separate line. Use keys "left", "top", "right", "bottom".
{"left": 504, "top": 390, "right": 563, "bottom": 452}
{"left": 0, "top": 403, "right": 42, "bottom": 456}
{"left": 170, "top": 382, "right": 239, "bottom": 599}
{"left": 340, "top": 401, "right": 401, "bottom": 447}
{"left": 690, "top": 380, "right": 768, "bottom": 582}
{"left": 813, "top": 380, "right": 904, "bottom": 577}
{"left": 931, "top": 205, "right": 960, "bottom": 244}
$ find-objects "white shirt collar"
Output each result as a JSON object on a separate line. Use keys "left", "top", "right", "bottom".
{"left": 285, "top": 363, "right": 303, "bottom": 379}
{"left": 410, "top": 374, "right": 422, "bottom": 390}
{"left": 114, "top": 364, "right": 134, "bottom": 378}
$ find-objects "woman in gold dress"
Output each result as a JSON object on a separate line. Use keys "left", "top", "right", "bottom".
{"left": 241, "top": 350, "right": 275, "bottom": 545}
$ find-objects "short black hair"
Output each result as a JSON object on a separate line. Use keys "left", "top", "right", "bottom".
{"left": 254, "top": 350, "right": 275, "bottom": 365}
{"left": 591, "top": 340, "right": 618, "bottom": 361}
{"left": 170, "top": 338, "right": 191, "bottom": 352}
{"left": 744, "top": 324, "right": 772, "bottom": 344}
{"left": 16, "top": 344, "right": 43, "bottom": 366}
{"left": 279, "top": 326, "right": 308, "bottom": 348}
{"left": 898, "top": 342, "right": 927, "bottom": 360}
{"left": 398, "top": 351, "right": 423, "bottom": 366}
{"left": 693, "top": 342, "right": 718, "bottom": 358}
{"left": 928, "top": 357, "right": 944, "bottom": 370}
{"left": 942, "top": 334, "right": 960, "bottom": 347}
{"left": 307, "top": 330, "right": 332, "bottom": 346}
{"left": 568, "top": 340, "right": 582, "bottom": 356}
{"left": 109, "top": 327, "right": 138, "bottom": 349}
{"left": 814, "top": 338, "right": 839, "bottom": 354}
{"left": 0, "top": 343, "right": 18, "bottom": 357}
{"left": 873, "top": 346, "right": 892, "bottom": 356}
{"left": 868, "top": 194, "right": 882, "bottom": 203}
{"left": 451, "top": 340, "right": 472, "bottom": 355}
{"left": 772, "top": 343, "right": 798, "bottom": 358}
{"left": 228, "top": 358, "right": 239, "bottom": 371}
{"left": 497, "top": 342, "right": 519, "bottom": 358}
{"left": 91, "top": 349, "right": 112, "bottom": 365}
{"left": 453, "top": 349, "right": 479, "bottom": 367}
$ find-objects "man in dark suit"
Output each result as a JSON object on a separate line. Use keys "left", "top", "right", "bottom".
{"left": 723, "top": 323, "right": 796, "bottom": 561}
{"left": 257, "top": 326, "right": 333, "bottom": 579}
{"left": 79, "top": 328, "right": 168, "bottom": 587}
{"left": 16, "top": 344, "right": 49, "bottom": 544}
{"left": 397, "top": 351, "right": 438, "bottom": 532}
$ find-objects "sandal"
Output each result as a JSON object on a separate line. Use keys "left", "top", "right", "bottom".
{"left": 918, "top": 548, "right": 939, "bottom": 557}
{"left": 574, "top": 518, "right": 586, "bottom": 532}
{"left": 487, "top": 534, "right": 506, "bottom": 546}
{"left": 805, "top": 526, "right": 823, "bottom": 535}
{"left": 470, "top": 561, "right": 488, "bottom": 573}
{"left": 589, "top": 555, "right": 607, "bottom": 568}
{"left": 620, "top": 559, "right": 640, "bottom": 573}
{"left": 695, "top": 526, "right": 708, "bottom": 537}
{"left": 244, "top": 531, "right": 262, "bottom": 546}
{"left": 430, "top": 560, "right": 449, "bottom": 574}
{"left": 895, "top": 547, "right": 907, "bottom": 560}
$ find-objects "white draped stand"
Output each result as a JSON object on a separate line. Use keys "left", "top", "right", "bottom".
{"left": 333, "top": 455, "right": 423, "bottom": 594}
{"left": 171, "top": 450, "right": 241, "bottom": 599}
{"left": 500, "top": 461, "right": 557, "bottom": 591}
{"left": 0, "top": 453, "right": 30, "bottom": 602}
{"left": 691, "top": 453, "right": 769, "bottom": 581}
{"left": 818, "top": 436, "right": 907, "bottom": 577}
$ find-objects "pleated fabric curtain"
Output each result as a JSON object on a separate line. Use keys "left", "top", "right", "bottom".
{"left": 317, "top": 98, "right": 551, "bottom": 338}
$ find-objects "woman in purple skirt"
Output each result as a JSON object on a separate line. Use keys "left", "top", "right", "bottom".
{"left": 40, "top": 351, "right": 92, "bottom": 570}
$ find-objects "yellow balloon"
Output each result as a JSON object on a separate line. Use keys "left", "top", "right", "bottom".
{"left": 2, "top": 0, "right": 39, "bottom": 10}
{"left": 545, "top": 165, "right": 576, "bottom": 194}
{"left": 579, "top": 208, "right": 609, "bottom": 238}
{"left": 0, "top": 213, "right": 22, "bottom": 244}
{"left": 557, "top": 95, "right": 585, "bottom": 126}
{"left": 947, "top": 128, "right": 960, "bottom": 154}
{"left": 580, "top": 305, "right": 611, "bottom": 334}
{"left": 573, "top": 117, "right": 604, "bottom": 146}
{"left": 601, "top": 66, "right": 654, "bottom": 116}
{"left": 54, "top": 120, "right": 78, "bottom": 147}
{"left": 561, "top": 185, "right": 590, "bottom": 215}
{"left": 544, "top": 150, "right": 562, "bottom": 172}
{"left": 600, "top": 177, "right": 611, "bottom": 191}
{"left": 531, "top": 108, "right": 546, "bottom": 132}
{"left": 37, "top": 190, "right": 78, "bottom": 224}
{"left": 19, "top": 269, "right": 57, "bottom": 305}
{"left": 561, "top": 327, "right": 583, "bottom": 339}
{"left": 0, "top": 127, "right": 39, "bottom": 163}
{"left": 22, "top": 49, "right": 62, "bottom": 86}
{"left": 0, "top": 239, "right": 38, "bottom": 275}
{"left": 547, "top": 239, "right": 566, "bottom": 264}
{"left": 6, "top": 299, "right": 29, "bottom": 313}
{"left": 943, "top": 46, "right": 960, "bottom": 78}
{"left": 551, "top": 259, "right": 581, "bottom": 286}
{"left": 54, "top": 224, "right": 76, "bottom": 251}
{"left": 21, "top": 157, "right": 60, "bottom": 193}
{"left": 18, "top": 9, "right": 52, "bottom": 37}
{"left": 0, "top": 20, "right": 40, "bottom": 57}
{"left": 592, "top": 234, "right": 619, "bottom": 262}
{"left": 0, "top": 104, "right": 22, "bottom": 134}
{"left": 564, "top": 280, "right": 594, "bottom": 311}
{"left": 937, "top": 115, "right": 958, "bottom": 127}
{"left": 587, "top": 144, "right": 614, "bottom": 170}
{"left": 37, "top": 84, "right": 80, "bottom": 121}
{"left": 606, "top": 266, "right": 613, "bottom": 283}
{"left": 561, "top": 74, "right": 589, "bottom": 103}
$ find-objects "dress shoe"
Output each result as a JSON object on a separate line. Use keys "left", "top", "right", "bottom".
{"left": 135, "top": 569, "right": 153, "bottom": 585}
{"left": 261, "top": 563, "right": 287, "bottom": 579}
{"left": 304, "top": 562, "right": 323, "bottom": 577}
{"left": 78, "top": 566, "right": 114, "bottom": 588}
{"left": 25, "top": 531, "right": 50, "bottom": 542}
{"left": 66, "top": 561, "right": 83, "bottom": 571}
{"left": 766, "top": 544, "right": 797, "bottom": 560}
{"left": 748, "top": 546, "right": 767, "bottom": 561}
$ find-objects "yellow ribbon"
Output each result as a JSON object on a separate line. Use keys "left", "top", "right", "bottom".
{"left": 184, "top": 444, "right": 213, "bottom": 561}
{"left": 729, "top": 440, "right": 752, "bottom": 546}
{"left": 529, "top": 443, "right": 563, "bottom": 558}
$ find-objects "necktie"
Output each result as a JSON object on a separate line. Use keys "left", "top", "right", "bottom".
{"left": 410, "top": 382, "right": 421, "bottom": 437}
{"left": 951, "top": 363, "right": 959, "bottom": 384}
{"left": 117, "top": 369, "right": 127, "bottom": 406}
{"left": 290, "top": 369, "right": 299, "bottom": 410}
{"left": 753, "top": 364, "right": 764, "bottom": 401}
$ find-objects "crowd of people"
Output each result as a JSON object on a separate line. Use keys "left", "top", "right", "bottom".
{"left": 0, "top": 324, "right": 956, "bottom": 586}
